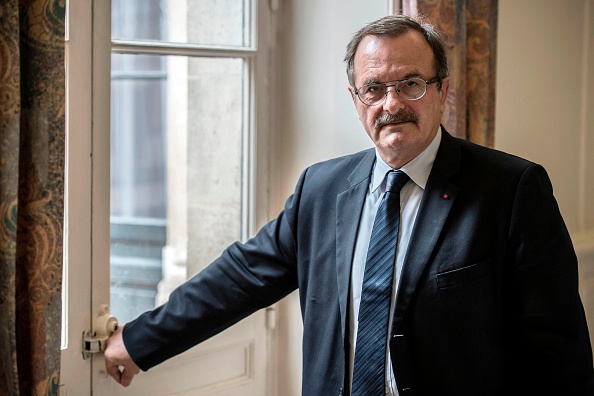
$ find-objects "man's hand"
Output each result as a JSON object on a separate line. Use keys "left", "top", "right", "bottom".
{"left": 104, "top": 325, "right": 141, "bottom": 387}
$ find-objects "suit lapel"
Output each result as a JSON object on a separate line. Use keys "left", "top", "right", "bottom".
{"left": 392, "top": 130, "right": 461, "bottom": 329}
{"left": 335, "top": 149, "right": 375, "bottom": 341}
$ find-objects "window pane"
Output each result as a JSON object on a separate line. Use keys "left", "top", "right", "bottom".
{"left": 111, "top": 54, "right": 167, "bottom": 219}
{"left": 110, "top": 54, "right": 245, "bottom": 324}
{"left": 111, "top": 0, "right": 249, "bottom": 47}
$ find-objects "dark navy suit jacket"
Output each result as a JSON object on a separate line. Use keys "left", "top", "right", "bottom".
{"left": 123, "top": 129, "right": 594, "bottom": 395}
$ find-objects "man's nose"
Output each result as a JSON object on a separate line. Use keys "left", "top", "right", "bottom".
{"left": 383, "top": 86, "right": 405, "bottom": 113}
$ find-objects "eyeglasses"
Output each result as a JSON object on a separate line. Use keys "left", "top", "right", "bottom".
{"left": 354, "top": 77, "right": 440, "bottom": 106}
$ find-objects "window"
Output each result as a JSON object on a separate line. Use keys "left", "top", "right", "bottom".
{"left": 109, "top": 0, "right": 257, "bottom": 323}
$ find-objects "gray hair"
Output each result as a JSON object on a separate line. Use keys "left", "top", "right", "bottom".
{"left": 344, "top": 14, "right": 449, "bottom": 90}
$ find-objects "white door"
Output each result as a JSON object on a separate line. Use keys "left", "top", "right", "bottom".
{"left": 61, "top": 1, "right": 277, "bottom": 395}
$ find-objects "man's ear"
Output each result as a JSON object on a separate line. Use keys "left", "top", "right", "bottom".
{"left": 348, "top": 86, "right": 356, "bottom": 103}
{"left": 439, "top": 78, "right": 450, "bottom": 112}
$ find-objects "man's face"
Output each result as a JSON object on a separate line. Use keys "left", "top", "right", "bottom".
{"left": 349, "top": 31, "right": 450, "bottom": 169}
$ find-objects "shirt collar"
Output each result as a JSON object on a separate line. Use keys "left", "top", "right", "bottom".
{"left": 370, "top": 127, "right": 442, "bottom": 193}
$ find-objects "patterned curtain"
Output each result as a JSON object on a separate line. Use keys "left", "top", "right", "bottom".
{"left": 0, "top": 0, "right": 65, "bottom": 395}
{"left": 399, "top": 0, "right": 498, "bottom": 147}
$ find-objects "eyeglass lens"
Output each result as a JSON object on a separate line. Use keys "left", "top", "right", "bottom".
{"left": 358, "top": 78, "right": 427, "bottom": 105}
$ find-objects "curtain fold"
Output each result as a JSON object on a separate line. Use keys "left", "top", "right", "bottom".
{"left": 399, "top": 0, "right": 498, "bottom": 146}
{"left": 0, "top": 0, "right": 65, "bottom": 395}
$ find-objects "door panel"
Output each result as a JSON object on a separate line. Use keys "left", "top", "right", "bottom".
{"left": 103, "top": 318, "right": 266, "bottom": 395}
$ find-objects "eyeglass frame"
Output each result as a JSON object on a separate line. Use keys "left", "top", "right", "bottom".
{"left": 353, "top": 76, "right": 441, "bottom": 106}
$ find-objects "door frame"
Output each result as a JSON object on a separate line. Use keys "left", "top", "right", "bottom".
{"left": 60, "top": 0, "right": 95, "bottom": 394}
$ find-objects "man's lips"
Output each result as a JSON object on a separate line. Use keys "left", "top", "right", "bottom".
{"left": 375, "top": 111, "right": 418, "bottom": 129}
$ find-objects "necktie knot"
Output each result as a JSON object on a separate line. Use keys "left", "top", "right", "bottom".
{"left": 386, "top": 170, "right": 410, "bottom": 194}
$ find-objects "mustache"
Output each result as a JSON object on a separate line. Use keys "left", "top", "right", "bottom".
{"left": 374, "top": 111, "right": 418, "bottom": 128}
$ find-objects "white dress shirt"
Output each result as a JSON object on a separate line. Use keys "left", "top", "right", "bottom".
{"left": 349, "top": 128, "right": 442, "bottom": 395}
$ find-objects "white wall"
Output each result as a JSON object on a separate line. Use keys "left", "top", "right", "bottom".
{"left": 274, "top": 0, "right": 594, "bottom": 393}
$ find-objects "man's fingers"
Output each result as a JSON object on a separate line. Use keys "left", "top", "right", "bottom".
{"left": 106, "top": 364, "right": 123, "bottom": 384}
{"left": 119, "top": 365, "right": 139, "bottom": 387}
{"left": 106, "top": 364, "right": 139, "bottom": 387}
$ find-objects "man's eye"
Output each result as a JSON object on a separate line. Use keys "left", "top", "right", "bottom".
{"left": 365, "top": 84, "right": 384, "bottom": 93}
{"left": 404, "top": 80, "right": 419, "bottom": 88}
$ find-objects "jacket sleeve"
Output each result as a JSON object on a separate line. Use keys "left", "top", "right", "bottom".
{"left": 121, "top": 170, "right": 308, "bottom": 371}
{"left": 508, "top": 163, "right": 594, "bottom": 393}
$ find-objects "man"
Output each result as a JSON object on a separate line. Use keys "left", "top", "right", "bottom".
{"left": 105, "top": 14, "right": 594, "bottom": 395}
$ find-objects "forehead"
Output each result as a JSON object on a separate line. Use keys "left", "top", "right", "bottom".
{"left": 353, "top": 31, "right": 435, "bottom": 85}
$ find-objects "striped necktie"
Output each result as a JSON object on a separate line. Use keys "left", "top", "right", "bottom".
{"left": 352, "top": 169, "right": 409, "bottom": 395}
